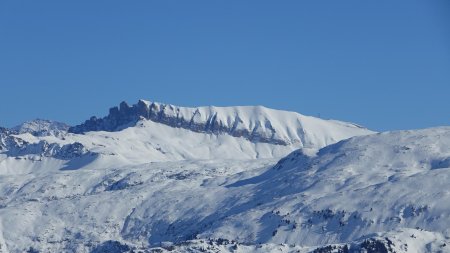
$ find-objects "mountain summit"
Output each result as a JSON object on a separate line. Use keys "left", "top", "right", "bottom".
{"left": 69, "top": 99, "right": 372, "bottom": 148}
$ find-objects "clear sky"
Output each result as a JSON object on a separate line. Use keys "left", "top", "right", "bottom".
{"left": 0, "top": 0, "right": 449, "bottom": 131}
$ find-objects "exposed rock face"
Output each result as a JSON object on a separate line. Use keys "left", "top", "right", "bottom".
{"left": 69, "top": 100, "right": 285, "bottom": 144}
{"left": 0, "top": 127, "right": 21, "bottom": 151}
{"left": 68, "top": 101, "right": 148, "bottom": 133}
{"left": 68, "top": 100, "right": 371, "bottom": 146}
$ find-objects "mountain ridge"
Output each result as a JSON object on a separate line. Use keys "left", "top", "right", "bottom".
{"left": 0, "top": 100, "right": 373, "bottom": 169}
{"left": 68, "top": 99, "right": 373, "bottom": 147}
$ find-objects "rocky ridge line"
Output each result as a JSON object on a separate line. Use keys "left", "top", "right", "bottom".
{"left": 69, "top": 100, "right": 291, "bottom": 145}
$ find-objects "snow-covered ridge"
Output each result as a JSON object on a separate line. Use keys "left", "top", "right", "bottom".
{"left": 13, "top": 119, "right": 69, "bottom": 137}
{"left": 0, "top": 101, "right": 373, "bottom": 164}
{"left": 69, "top": 99, "right": 372, "bottom": 147}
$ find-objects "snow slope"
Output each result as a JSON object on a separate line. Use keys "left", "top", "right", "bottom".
{"left": 147, "top": 229, "right": 450, "bottom": 253}
{"left": 0, "top": 118, "right": 367, "bottom": 176}
{"left": 0, "top": 101, "right": 373, "bottom": 174}
{"left": 69, "top": 100, "right": 373, "bottom": 147}
{"left": 0, "top": 125, "right": 448, "bottom": 252}
{"left": 199, "top": 127, "right": 450, "bottom": 246}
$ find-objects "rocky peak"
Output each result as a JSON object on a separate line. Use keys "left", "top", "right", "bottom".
{"left": 68, "top": 99, "right": 373, "bottom": 147}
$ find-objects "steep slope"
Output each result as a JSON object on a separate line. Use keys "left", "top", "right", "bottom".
{"left": 0, "top": 127, "right": 448, "bottom": 252}
{"left": 69, "top": 100, "right": 372, "bottom": 148}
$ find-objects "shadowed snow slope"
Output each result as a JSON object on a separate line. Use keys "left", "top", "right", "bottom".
{"left": 0, "top": 126, "right": 448, "bottom": 252}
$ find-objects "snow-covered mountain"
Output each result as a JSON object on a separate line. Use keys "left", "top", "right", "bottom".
{"left": 0, "top": 100, "right": 372, "bottom": 171}
{"left": 0, "top": 100, "right": 449, "bottom": 253}
{"left": 69, "top": 100, "right": 371, "bottom": 147}
{"left": 12, "top": 119, "right": 69, "bottom": 137}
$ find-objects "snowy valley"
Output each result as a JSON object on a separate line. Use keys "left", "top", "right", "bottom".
{"left": 0, "top": 100, "right": 449, "bottom": 253}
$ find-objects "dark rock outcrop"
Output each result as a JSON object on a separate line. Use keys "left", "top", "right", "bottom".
{"left": 69, "top": 100, "right": 288, "bottom": 145}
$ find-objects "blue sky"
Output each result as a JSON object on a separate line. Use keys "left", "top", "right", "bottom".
{"left": 0, "top": 0, "right": 449, "bottom": 131}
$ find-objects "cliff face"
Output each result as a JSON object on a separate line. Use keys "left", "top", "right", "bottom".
{"left": 68, "top": 100, "right": 372, "bottom": 147}
{"left": 68, "top": 100, "right": 286, "bottom": 144}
